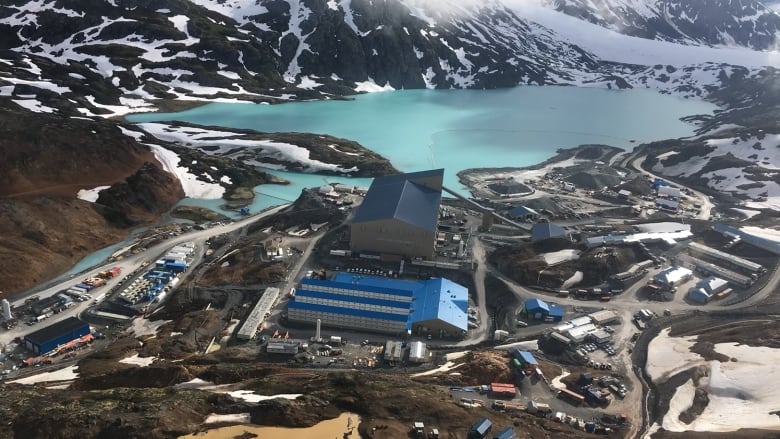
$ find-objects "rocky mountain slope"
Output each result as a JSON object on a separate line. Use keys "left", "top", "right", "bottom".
{"left": 3, "top": 0, "right": 780, "bottom": 290}
{"left": 4, "top": 0, "right": 780, "bottom": 119}
{"left": 545, "top": 0, "right": 780, "bottom": 50}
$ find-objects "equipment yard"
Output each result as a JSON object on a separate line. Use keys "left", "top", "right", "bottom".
{"left": 1, "top": 148, "right": 779, "bottom": 439}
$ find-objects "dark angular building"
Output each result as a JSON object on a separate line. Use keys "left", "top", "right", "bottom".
{"left": 24, "top": 317, "right": 91, "bottom": 355}
{"left": 350, "top": 169, "right": 443, "bottom": 258}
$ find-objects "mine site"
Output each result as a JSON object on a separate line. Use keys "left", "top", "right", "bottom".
{"left": 0, "top": 143, "right": 777, "bottom": 439}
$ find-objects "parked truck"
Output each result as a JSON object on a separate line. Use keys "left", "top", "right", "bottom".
{"left": 92, "top": 292, "right": 107, "bottom": 305}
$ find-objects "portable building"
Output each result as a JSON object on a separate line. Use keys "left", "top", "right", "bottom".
{"left": 493, "top": 427, "right": 516, "bottom": 439}
{"left": 408, "top": 341, "right": 428, "bottom": 363}
{"left": 468, "top": 418, "right": 492, "bottom": 439}
{"left": 687, "top": 288, "right": 711, "bottom": 304}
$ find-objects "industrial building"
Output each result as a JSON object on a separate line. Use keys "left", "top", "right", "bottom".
{"left": 714, "top": 223, "right": 780, "bottom": 255}
{"left": 655, "top": 198, "right": 679, "bottom": 212}
{"left": 507, "top": 205, "right": 538, "bottom": 221}
{"left": 687, "top": 276, "right": 730, "bottom": 303}
{"left": 350, "top": 169, "right": 444, "bottom": 259}
{"left": 688, "top": 242, "right": 766, "bottom": 274}
{"left": 24, "top": 317, "right": 91, "bottom": 355}
{"left": 521, "top": 298, "right": 564, "bottom": 321}
{"left": 236, "top": 287, "right": 280, "bottom": 340}
{"left": 531, "top": 223, "right": 568, "bottom": 243}
{"left": 266, "top": 339, "right": 301, "bottom": 354}
{"left": 653, "top": 266, "right": 693, "bottom": 287}
{"left": 657, "top": 186, "right": 681, "bottom": 199}
{"left": 468, "top": 418, "right": 492, "bottom": 439}
{"left": 589, "top": 310, "right": 619, "bottom": 325}
{"left": 384, "top": 340, "right": 404, "bottom": 363}
{"left": 493, "top": 428, "right": 516, "bottom": 439}
{"left": 287, "top": 273, "right": 468, "bottom": 337}
{"left": 511, "top": 349, "right": 538, "bottom": 369}
{"left": 687, "top": 288, "right": 712, "bottom": 304}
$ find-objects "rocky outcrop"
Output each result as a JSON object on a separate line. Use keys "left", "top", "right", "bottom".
{"left": 96, "top": 162, "right": 185, "bottom": 226}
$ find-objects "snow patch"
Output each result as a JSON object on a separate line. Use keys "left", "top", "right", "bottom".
{"left": 226, "top": 391, "right": 302, "bottom": 403}
{"left": 119, "top": 354, "right": 157, "bottom": 367}
{"left": 355, "top": 77, "right": 395, "bottom": 92}
{"left": 204, "top": 413, "right": 251, "bottom": 424}
{"left": 125, "top": 317, "right": 171, "bottom": 338}
{"left": 77, "top": 185, "right": 111, "bottom": 202}
{"left": 9, "top": 365, "right": 80, "bottom": 385}
{"left": 148, "top": 144, "right": 226, "bottom": 199}
{"left": 646, "top": 327, "right": 704, "bottom": 383}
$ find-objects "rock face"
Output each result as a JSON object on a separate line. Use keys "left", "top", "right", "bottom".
{"left": 3, "top": 0, "right": 773, "bottom": 116}
{"left": 547, "top": 0, "right": 780, "bottom": 50}
{"left": 0, "top": 102, "right": 186, "bottom": 296}
{"left": 96, "top": 162, "right": 185, "bottom": 226}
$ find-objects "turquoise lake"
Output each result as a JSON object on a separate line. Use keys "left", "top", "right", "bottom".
{"left": 128, "top": 86, "right": 717, "bottom": 215}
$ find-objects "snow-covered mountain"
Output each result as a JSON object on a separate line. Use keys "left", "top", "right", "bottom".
{"left": 4, "top": 0, "right": 780, "bottom": 118}
{"left": 544, "top": 0, "right": 780, "bottom": 50}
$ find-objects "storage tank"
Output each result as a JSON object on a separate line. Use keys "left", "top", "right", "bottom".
{"left": 409, "top": 341, "right": 428, "bottom": 363}
{"left": 1, "top": 299, "right": 12, "bottom": 320}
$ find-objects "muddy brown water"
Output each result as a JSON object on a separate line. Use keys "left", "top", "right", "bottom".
{"left": 179, "top": 412, "right": 360, "bottom": 439}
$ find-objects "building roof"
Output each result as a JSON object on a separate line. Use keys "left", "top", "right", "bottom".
{"left": 409, "top": 277, "right": 469, "bottom": 333}
{"left": 298, "top": 273, "right": 468, "bottom": 333}
{"left": 618, "top": 189, "right": 632, "bottom": 197}
{"left": 697, "top": 276, "right": 729, "bottom": 294}
{"left": 589, "top": 309, "right": 619, "bottom": 324}
{"left": 548, "top": 305, "right": 565, "bottom": 318}
{"left": 531, "top": 222, "right": 567, "bottom": 242}
{"left": 687, "top": 288, "right": 711, "bottom": 303}
{"left": 516, "top": 350, "right": 538, "bottom": 365}
{"left": 508, "top": 205, "right": 538, "bottom": 217}
{"left": 714, "top": 223, "right": 780, "bottom": 255}
{"left": 525, "top": 298, "right": 550, "bottom": 313}
{"left": 287, "top": 301, "right": 410, "bottom": 322}
{"left": 635, "top": 222, "right": 690, "bottom": 234}
{"left": 352, "top": 169, "right": 443, "bottom": 232}
{"left": 493, "top": 427, "right": 517, "bottom": 439}
{"left": 655, "top": 198, "right": 679, "bottom": 210}
{"left": 658, "top": 186, "right": 681, "bottom": 198}
{"left": 24, "top": 317, "right": 89, "bottom": 345}
{"left": 654, "top": 266, "right": 693, "bottom": 285}
{"left": 470, "top": 417, "right": 492, "bottom": 434}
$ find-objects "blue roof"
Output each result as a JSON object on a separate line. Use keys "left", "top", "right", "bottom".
{"left": 493, "top": 427, "right": 516, "bottom": 439}
{"left": 525, "top": 298, "right": 549, "bottom": 313}
{"left": 409, "top": 278, "right": 468, "bottom": 332}
{"left": 352, "top": 169, "right": 443, "bottom": 232}
{"left": 508, "top": 205, "right": 537, "bottom": 217}
{"left": 548, "top": 305, "right": 565, "bottom": 318}
{"left": 531, "top": 223, "right": 567, "bottom": 242}
{"left": 516, "top": 350, "right": 538, "bottom": 365}
{"left": 287, "top": 301, "right": 409, "bottom": 322}
{"left": 471, "top": 418, "right": 492, "bottom": 434}
{"left": 298, "top": 273, "right": 468, "bottom": 333}
{"left": 295, "top": 289, "right": 411, "bottom": 309}
{"left": 303, "top": 276, "right": 415, "bottom": 298}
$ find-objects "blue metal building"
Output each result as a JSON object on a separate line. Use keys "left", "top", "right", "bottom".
{"left": 24, "top": 317, "right": 90, "bottom": 355}
{"left": 468, "top": 418, "right": 492, "bottom": 439}
{"left": 288, "top": 273, "right": 468, "bottom": 337}
{"left": 493, "top": 427, "right": 516, "bottom": 439}
{"left": 523, "top": 298, "right": 564, "bottom": 321}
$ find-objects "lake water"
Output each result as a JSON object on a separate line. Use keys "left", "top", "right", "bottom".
{"left": 129, "top": 86, "right": 716, "bottom": 213}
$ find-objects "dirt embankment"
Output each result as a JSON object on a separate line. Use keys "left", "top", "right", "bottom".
{"left": 0, "top": 104, "right": 186, "bottom": 297}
